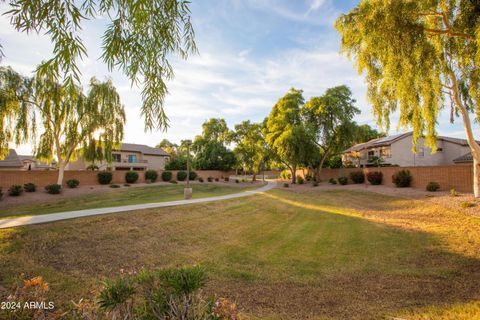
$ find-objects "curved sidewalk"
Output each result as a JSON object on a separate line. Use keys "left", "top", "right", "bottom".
{"left": 0, "top": 181, "right": 276, "bottom": 229}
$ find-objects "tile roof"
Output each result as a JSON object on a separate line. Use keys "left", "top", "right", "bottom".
{"left": 0, "top": 149, "right": 23, "bottom": 168}
{"left": 453, "top": 152, "right": 473, "bottom": 163}
{"left": 117, "top": 143, "right": 170, "bottom": 156}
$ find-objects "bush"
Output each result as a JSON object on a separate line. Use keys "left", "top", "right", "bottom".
{"left": 329, "top": 178, "right": 337, "bottom": 185}
{"left": 426, "top": 181, "right": 440, "bottom": 192}
{"left": 392, "top": 170, "right": 412, "bottom": 187}
{"left": 305, "top": 174, "right": 313, "bottom": 181}
{"left": 145, "top": 170, "right": 158, "bottom": 182}
{"left": 338, "top": 176, "right": 348, "bottom": 185}
{"left": 45, "top": 184, "right": 61, "bottom": 194}
{"left": 450, "top": 188, "right": 459, "bottom": 197}
{"left": 110, "top": 184, "right": 121, "bottom": 188}
{"left": 124, "top": 184, "right": 131, "bottom": 187}
{"left": 23, "top": 183, "right": 36, "bottom": 192}
{"left": 215, "top": 177, "right": 219, "bottom": 182}
{"left": 280, "top": 170, "right": 292, "bottom": 180}
{"left": 98, "top": 171, "right": 113, "bottom": 185}
{"left": 207, "top": 177, "right": 213, "bottom": 182}
{"left": 313, "top": 181, "right": 319, "bottom": 187}
{"left": 162, "top": 171, "right": 172, "bottom": 182}
{"left": 8, "top": 185, "right": 23, "bottom": 196}
{"left": 125, "top": 171, "right": 139, "bottom": 183}
{"left": 349, "top": 171, "right": 365, "bottom": 184}
{"left": 224, "top": 177, "right": 229, "bottom": 182}
{"left": 297, "top": 176, "right": 304, "bottom": 184}
{"left": 66, "top": 179, "right": 80, "bottom": 188}
{"left": 177, "top": 171, "right": 187, "bottom": 181}
{"left": 0, "top": 188, "right": 3, "bottom": 200}
{"left": 235, "top": 179, "right": 239, "bottom": 183}
{"left": 198, "top": 177, "right": 204, "bottom": 183}
{"left": 367, "top": 171, "right": 383, "bottom": 185}
{"left": 189, "top": 171, "right": 197, "bottom": 181}
{"left": 283, "top": 183, "right": 289, "bottom": 188}
{"left": 169, "top": 180, "right": 178, "bottom": 184}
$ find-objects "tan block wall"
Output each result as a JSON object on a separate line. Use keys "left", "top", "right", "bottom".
{"left": 295, "top": 164, "right": 474, "bottom": 193}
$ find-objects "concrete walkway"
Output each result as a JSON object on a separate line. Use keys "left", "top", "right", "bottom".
{"left": 0, "top": 181, "right": 276, "bottom": 229}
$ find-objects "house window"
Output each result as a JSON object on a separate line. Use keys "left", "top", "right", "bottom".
{"left": 367, "top": 150, "right": 375, "bottom": 160}
{"left": 128, "top": 154, "right": 138, "bottom": 163}
{"left": 417, "top": 147, "right": 424, "bottom": 157}
{"left": 112, "top": 153, "right": 121, "bottom": 162}
{"left": 380, "top": 147, "right": 391, "bottom": 158}
{"left": 437, "top": 147, "right": 443, "bottom": 152}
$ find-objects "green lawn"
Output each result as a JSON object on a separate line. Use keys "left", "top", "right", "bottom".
{"left": 0, "top": 183, "right": 257, "bottom": 218}
{"left": 1, "top": 188, "right": 480, "bottom": 319}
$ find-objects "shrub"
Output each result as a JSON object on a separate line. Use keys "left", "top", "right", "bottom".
{"left": 0, "top": 188, "right": 3, "bottom": 200}
{"left": 125, "top": 171, "right": 139, "bottom": 183}
{"left": 23, "top": 183, "right": 36, "bottom": 192}
{"left": 98, "top": 171, "right": 113, "bottom": 185}
{"left": 280, "top": 170, "right": 292, "bottom": 180}
{"left": 235, "top": 179, "right": 239, "bottom": 183}
{"left": 426, "top": 181, "right": 440, "bottom": 192}
{"left": 124, "top": 184, "right": 131, "bottom": 187}
{"left": 297, "top": 176, "right": 304, "bottom": 184}
{"left": 392, "top": 170, "right": 412, "bottom": 187}
{"left": 189, "top": 171, "right": 197, "bottom": 181}
{"left": 207, "top": 177, "right": 214, "bottom": 182}
{"left": 66, "top": 179, "right": 80, "bottom": 188}
{"left": 313, "top": 181, "right": 319, "bottom": 187}
{"left": 198, "top": 177, "right": 204, "bottom": 182}
{"left": 283, "top": 183, "right": 289, "bottom": 188}
{"left": 460, "top": 201, "right": 476, "bottom": 208}
{"left": 215, "top": 177, "right": 219, "bottom": 182}
{"left": 145, "top": 170, "right": 158, "bottom": 182}
{"left": 329, "top": 178, "right": 337, "bottom": 185}
{"left": 177, "top": 171, "right": 187, "bottom": 181}
{"left": 169, "top": 180, "right": 178, "bottom": 184}
{"left": 450, "top": 188, "right": 459, "bottom": 197}
{"left": 305, "top": 174, "right": 313, "bottom": 181}
{"left": 45, "top": 184, "right": 61, "bottom": 194}
{"left": 367, "top": 171, "right": 383, "bottom": 185}
{"left": 224, "top": 177, "right": 229, "bottom": 182}
{"left": 8, "top": 185, "right": 23, "bottom": 196}
{"left": 110, "top": 184, "right": 121, "bottom": 188}
{"left": 349, "top": 171, "right": 365, "bottom": 184}
{"left": 162, "top": 171, "right": 173, "bottom": 182}
{"left": 338, "top": 176, "right": 348, "bottom": 185}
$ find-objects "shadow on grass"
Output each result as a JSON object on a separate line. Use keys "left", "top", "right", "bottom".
{"left": 0, "top": 191, "right": 479, "bottom": 319}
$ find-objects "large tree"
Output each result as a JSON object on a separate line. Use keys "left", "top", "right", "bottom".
{"left": 0, "top": 66, "right": 125, "bottom": 185}
{"left": 264, "top": 88, "right": 316, "bottom": 184}
{"left": 3, "top": 0, "right": 196, "bottom": 129}
{"left": 302, "top": 85, "right": 360, "bottom": 179}
{"left": 192, "top": 118, "right": 236, "bottom": 170}
{"left": 232, "top": 120, "right": 265, "bottom": 181}
{"left": 335, "top": 0, "right": 480, "bottom": 196}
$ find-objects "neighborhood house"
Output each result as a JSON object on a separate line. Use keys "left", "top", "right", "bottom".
{"left": 342, "top": 132, "right": 473, "bottom": 167}
{"left": 66, "top": 143, "right": 170, "bottom": 171}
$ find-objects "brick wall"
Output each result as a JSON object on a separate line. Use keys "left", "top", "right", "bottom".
{"left": 0, "top": 169, "right": 237, "bottom": 189}
{"left": 296, "top": 164, "right": 474, "bottom": 193}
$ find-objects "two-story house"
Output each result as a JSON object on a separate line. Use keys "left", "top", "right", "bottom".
{"left": 342, "top": 132, "right": 473, "bottom": 167}
{"left": 66, "top": 143, "right": 170, "bottom": 171}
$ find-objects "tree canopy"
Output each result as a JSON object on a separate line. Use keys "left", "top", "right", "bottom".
{"left": 335, "top": 0, "right": 480, "bottom": 195}
{"left": 232, "top": 120, "right": 266, "bottom": 180}
{"left": 0, "top": 66, "right": 125, "bottom": 185}
{"left": 3, "top": 0, "right": 196, "bottom": 130}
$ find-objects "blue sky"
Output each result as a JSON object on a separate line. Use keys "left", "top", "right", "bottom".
{"left": 0, "top": 0, "right": 476, "bottom": 154}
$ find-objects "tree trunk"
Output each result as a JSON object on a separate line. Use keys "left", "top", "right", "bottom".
{"left": 57, "top": 161, "right": 65, "bottom": 186}
{"left": 315, "top": 155, "right": 328, "bottom": 182}
{"left": 449, "top": 72, "right": 480, "bottom": 197}
{"left": 291, "top": 163, "right": 297, "bottom": 184}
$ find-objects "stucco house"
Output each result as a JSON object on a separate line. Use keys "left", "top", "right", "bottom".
{"left": 66, "top": 143, "right": 170, "bottom": 171}
{"left": 18, "top": 155, "right": 57, "bottom": 170}
{"left": 0, "top": 149, "right": 24, "bottom": 170}
{"left": 342, "top": 132, "right": 473, "bottom": 167}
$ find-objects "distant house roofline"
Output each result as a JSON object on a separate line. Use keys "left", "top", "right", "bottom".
{"left": 114, "top": 143, "right": 170, "bottom": 157}
{"left": 0, "top": 149, "right": 23, "bottom": 168}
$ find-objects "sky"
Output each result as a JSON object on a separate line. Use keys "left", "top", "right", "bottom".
{"left": 0, "top": 0, "right": 477, "bottom": 155}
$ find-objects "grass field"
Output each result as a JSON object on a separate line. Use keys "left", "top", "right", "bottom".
{"left": 1, "top": 188, "right": 480, "bottom": 319}
{"left": 0, "top": 183, "right": 256, "bottom": 218}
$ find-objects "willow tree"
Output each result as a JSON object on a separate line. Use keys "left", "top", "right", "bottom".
{"left": 0, "top": 66, "right": 125, "bottom": 185}
{"left": 3, "top": 0, "right": 196, "bottom": 129}
{"left": 335, "top": 0, "right": 480, "bottom": 196}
